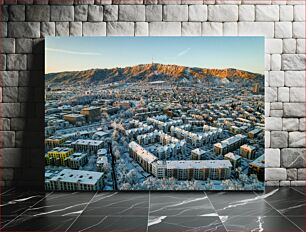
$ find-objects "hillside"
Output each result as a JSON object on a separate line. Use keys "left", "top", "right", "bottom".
{"left": 45, "top": 63, "right": 264, "bottom": 86}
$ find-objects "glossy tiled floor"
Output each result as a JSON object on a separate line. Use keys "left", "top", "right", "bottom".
{"left": 1, "top": 187, "right": 305, "bottom": 232}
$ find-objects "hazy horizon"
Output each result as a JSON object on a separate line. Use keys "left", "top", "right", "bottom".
{"left": 45, "top": 37, "right": 264, "bottom": 75}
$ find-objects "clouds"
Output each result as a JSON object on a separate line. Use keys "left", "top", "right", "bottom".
{"left": 46, "top": 47, "right": 102, "bottom": 56}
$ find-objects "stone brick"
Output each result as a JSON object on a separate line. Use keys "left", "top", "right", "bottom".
{"left": 290, "top": 181, "right": 306, "bottom": 186}
{"left": 74, "top": 0, "right": 94, "bottom": 3}
{"left": 163, "top": 5, "right": 188, "bottom": 22}
{"left": 284, "top": 103, "right": 305, "bottom": 117}
{"left": 270, "top": 131, "right": 288, "bottom": 148}
{"left": 293, "top": 22, "right": 305, "bottom": 38}
{"left": 278, "top": 87, "right": 289, "bottom": 102}
{"left": 279, "top": 181, "right": 290, "bottom": 186}
{"left": 49, "top": 0, "right": 74, "bottom": 4}
{"left": 1, "top": 148, "right": 23, "bottom": 168}
{"left": 10, "top": 118, "right": 25, "bottom": 130}
{"left": 158, "top": 0, "right": 181, "bottom": 3}
{"left": 3, "top": 87, "right": 18, "bottom": 102}
{"left": 285, "top": 71, "right": 305, "bottom": 87}
{"left": 265, "top": 39, "right": 282, "bottom": 54}
{"left": 265, "top": 102, "right": 270, "bottom": 116}
{"left": 215, "top": 0, "right": 241, "bottom": 3}
{"left": 182, "top": 0, "right": 203, "bottom": 3}
{"left": 280, "top": 5, "right": 293, "bottom": 21}
{"left": 1, "top": 5, "right": 9, "bottom": 21}
{"left": 270, "top": 102, "right": 282, "bottom": 110}
{"left": 144, "top": 0, "right": 158, "bottom": 3}
{"left": 2, "top": 103, "right": 20, "bottom": 117}
{"left": 269, "top": 71, "right": 284, "bottom": 87}
{"left": 265, "top": 168, "right": 287, "bottom": 181}
{"left": 95, "top": 0, "right": 112, "bottom": 4}
{"left": 283, "top": 39, "right": 296, "bottom": 54}
{"left": 145, "top": 5, "right": 162, "bottom": 22}
{"left": 270, "top": 110, "right": 283, "bottom": 117}
{"left": 265, "top": 87, "right": 277, "bottom": 102}
{"left": 88, "top": 5, "right": 103, "bottom": 22}
{"left": 70, "top": 22, "right": 82, "bottom": 36}
{"left": 290, "top": 87, "right": 305, "bottom": 102}
{"left": 283, "top": 118, "right": 299, "bottom": 131}
{"left": 208, "top": 5, "right": 238, "bottom": 21}
{"left": 265, "top": 181, "right": 280, "bottom": 187}
{"left": 281, "top": 148, "right": 305, "bottom": 168}
{"left": 182, "top": 22, "right": 201, "bottom": 36}
{"left": 297, "top": 169, "right": 305, "bottom": 180}
{"left": 294, "top": 5, "right": 305, "bottom": 21}
{"left": 299, "top": 118, "right": 305, "bottom": 131}
{"left": 9, "top": 5, "right": 25, "bottom": 21}
{"left": 26, "top": 5, "right": 50, "bottom": 21}
{"left": 296, "top": 39, "right": 305, "bottom": 54}
{"left": 8, "top": 22, "right": 40, "bottom": 38}
{"left": 119, "top": 5, "right": 145, "bottom": 21}
{"left": 202, "top": 22, "right": 222, "bottom": 35}
{"left": 275, "top": 22, "right": 292, "bottom": 39}
{"left": 0, "top": 54, "right": 6, "bottom": 71}
{"left": 265, "top": 54, "right": 270, "bottom": 70}
{"left": 282, "top": 54, "right": 305, "bottom": 71}
{"left": 104, "top": 5, "right": 118, "bottom": 21}
{"left": 149, "top": 22, "right": 181, "bottom": 36}
{"left": 41, "top": 22, "right": 55, "bottom": 37}
{"left": 265, "top": 131, "right": 270, "bottom": 148}
{"left": 0, "top": 118, "right": 10, "bottom": 131}
{"left": 15, "top": 39, "right": 32, "bottom": 54}
{"left": 289, "top": 132, "right": 305, "bottom": 147}
{"left": 135, "top": 22, "right": 148, "bottom": 36}
{"left": 1, "top": 131, "right": 15, "bottom": 148}
{"left": 1, "top": 71, "right": 18, "bottom": 87}
{"left": 55, "top": 22, "right": 69, "bottom": 36}
{"left": 266, "top": 117, "right": 283, "bottom": 131}
{"left": 51, "top": 6, "right": 74, "bottom": 21}
{"left": 189, "top": 5, "right": 207, "bottom": 21}
{"left": 270, "top": 54, "right": 281, "bottom": 71}
{"left": 238, "top": 22, "right": 274, "bottom": 37}
{"left": 255, "top": 5, "right": 279, "bottom": 21}
{"left": 107, "top": 22, "right": 134, "bottom": 36}
{"left": 223, "top": 22, "right": 237, "bottom": 36}
{"left": 239, "top": 5, "right": 255, "bottom": 21}
{"left": 265, "top": 148, "right": 280, "bottom": 168}
{"left": 0, "top": 38, "right": 15, "bottom": 53}
{"left": 82, "top": 22, "right": 106, "bottom": 36}
{"left": 7, "top": 54, "right": 26, "bottom": 71}
{"left": 287, "top": 169, "right": 297, "bottom": 180}
{"left": 113, "top": 0, "right": 143, "bottom": 3}
{"left": 74, "top": 5, "right": 88, "bottom": 21}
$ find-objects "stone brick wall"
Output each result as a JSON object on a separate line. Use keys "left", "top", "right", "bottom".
{"left": 0, "top": 0, "right": 305, "bottom": 188}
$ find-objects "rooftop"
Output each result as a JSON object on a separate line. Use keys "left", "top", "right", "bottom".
{"left": 50, "top": 169, "right": 103, "bottom": 185}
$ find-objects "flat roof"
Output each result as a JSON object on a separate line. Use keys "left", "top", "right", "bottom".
{"left": 71, "top": 139, "right": 103, "bottom": 146}
{"left": 50, "top": 169, "right": 103, "bottom": 185}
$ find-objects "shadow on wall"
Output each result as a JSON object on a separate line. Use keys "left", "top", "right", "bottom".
{"left": 16, "top": 39, "right": 45, "bottom": 190}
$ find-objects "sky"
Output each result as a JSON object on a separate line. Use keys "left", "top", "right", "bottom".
{"left": 45, "top": 37, "right": 264, "bottom": 74}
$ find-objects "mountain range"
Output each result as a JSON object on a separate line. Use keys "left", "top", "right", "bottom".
{"left": 45, "top": 63, "right": 264, "bottom": 87}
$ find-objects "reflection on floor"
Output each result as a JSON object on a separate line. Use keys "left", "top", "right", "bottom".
{"left": 1, "top": 187, "right": 305, "bottom": 231}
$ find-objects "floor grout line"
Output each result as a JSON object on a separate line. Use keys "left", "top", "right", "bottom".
{"left": 1, "top": 191, "right": 54, "bottom": 230}
{"left": 205, "top": 191, "right": 229, "bottom": 232}
{"left": 146, "top": 191, "right": 151, "bottom": 232}
{"left": 254, "top": 190, "right": 304, "bottom": 232}
{"left": 290, "top": 187, "right": 306, "bottom": 196}
{"left": 64, "top": 191, "right": 98, "bottom": 232}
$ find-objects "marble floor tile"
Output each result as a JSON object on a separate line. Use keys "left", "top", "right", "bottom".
{"left": 221, "top": 215, "right": 303, "bottom": 232}
{"left": 69, "top": 216, "right": 148, "bottom": 232}
{"left": 80, "top": 192, "right": 149, "bottom": 216}
{"left": 1, "top": 215, "right": 76, "bottom": 231}
{"left": 148, "top": 216, "right": 227, "bottom": 232}
{"left": 149, "top": 192, "right": 215, "bottom": 216}
{"left": 291, "top": 187, "right": 306, "bottom": 195}
{"left": 207, "top": 190, "right": 280, "bottom": 216}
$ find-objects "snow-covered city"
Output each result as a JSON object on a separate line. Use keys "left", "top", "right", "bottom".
{"left": 45, "top": 37, "right": 265, "bottom": 191}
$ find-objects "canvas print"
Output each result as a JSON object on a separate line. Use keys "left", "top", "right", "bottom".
{"left": 45, "top": 37, "right": 265, "bottom": 191}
